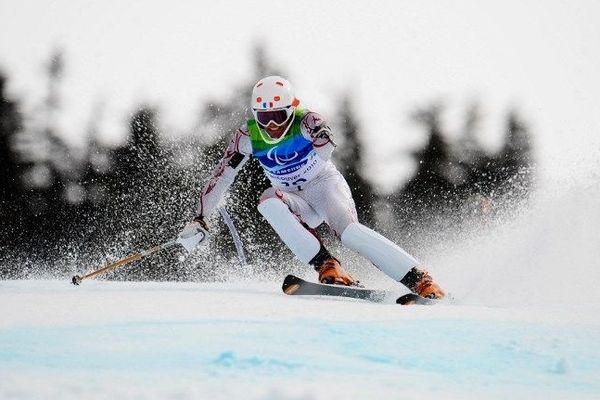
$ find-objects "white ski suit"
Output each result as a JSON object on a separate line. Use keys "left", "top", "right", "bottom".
{"left": 195, "top": 109, "right": 419, "bottom": 281}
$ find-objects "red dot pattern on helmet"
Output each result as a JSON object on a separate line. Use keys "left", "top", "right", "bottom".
{"left": 274, "top": 96, "right": 280, "bottom": 101}
{"left": 256, "top": 97, "right": 262, "bottom": 103}
{"left": 275, "top": 81, "right": 284, "bottom": 86}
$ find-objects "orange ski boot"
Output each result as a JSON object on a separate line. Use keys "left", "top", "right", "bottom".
{"left": 400, "top": 267, "right": 445, "bottom": 299}
{"left": 316, "top": 257, "right": 357, "bottom": 286}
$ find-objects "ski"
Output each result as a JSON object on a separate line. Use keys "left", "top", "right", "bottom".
{"left": 282, "top": 274, "right": 388, "bottom": 302}
{"left": 282, "top": 274, "right": 436, "bottom": 305}
{"left": 396, "top": 293, "right": 436, "bottom": 305}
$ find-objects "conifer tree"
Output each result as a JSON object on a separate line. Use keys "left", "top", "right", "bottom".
{"left": 0, "top": 74, "right": 23, "bottom": 208}
{"left": 398, "top": 104, "right": 456, "bottom": 217}
{"left": 496, "top": 110, "right": 534, "bottom": 198}
{"left": 334, "top": 95, "right": 376, "bottom": 227}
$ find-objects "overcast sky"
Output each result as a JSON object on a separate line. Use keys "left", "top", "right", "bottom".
{"left": 1, "top": 0, "right": 599, "bottom": 190}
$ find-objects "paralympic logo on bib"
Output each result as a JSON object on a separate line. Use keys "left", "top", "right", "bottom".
{"left": 267, "top": 146, "right": 299, "bottom": 166}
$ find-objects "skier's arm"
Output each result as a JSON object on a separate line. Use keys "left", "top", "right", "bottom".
{"left": 195, "top": 126, "right": 252, "bottom": 219}
{"left": 300, "top": 111, "right": 336, "bottom": 161}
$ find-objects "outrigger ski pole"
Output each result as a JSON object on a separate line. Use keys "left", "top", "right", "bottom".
{"left": 72, "top": 206, "right": 245, "bottom": 285}
{"left": 71, "top": 239, "right": 179, "bottom": 285}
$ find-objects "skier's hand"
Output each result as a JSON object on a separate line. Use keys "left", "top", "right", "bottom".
{"left": 177, "top": 217, "right": 210, "bottom": 252}
{"left": 309, "top": 124, "right": 335, "bottom": 161}
{"left": 311, "top": 123, "right": 335, "bottom": 148}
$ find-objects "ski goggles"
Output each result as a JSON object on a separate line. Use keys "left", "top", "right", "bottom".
{"left": 252, "top": 106, "right": 294, "bottom": 127}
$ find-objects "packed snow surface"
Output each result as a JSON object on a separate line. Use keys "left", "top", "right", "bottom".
{"left": 1, "top": 279, "right": 599, "bottom": 400}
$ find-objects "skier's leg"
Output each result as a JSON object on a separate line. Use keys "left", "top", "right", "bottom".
{"left": 340, "top": 222, "right": 417, "bottom": 280}
{"left": 259, "top": 187, "right": 322, "bottom": 228}
{"left": 257, "top": 188, "right": 355, "bottom": 285}
{"left": 341, "top": 224, "right": 446, "bottom": 298}
{"left": 341, "top": 223, "right": 445, "bottom": 298}
{"left": 302, "top": 171, "right": 359, "bottom": 238}
{"left": 305, "top": 174, "right": 412, "bottom": 278}
{"left": 305, "top": 171, "right": 445, "bottom": 298}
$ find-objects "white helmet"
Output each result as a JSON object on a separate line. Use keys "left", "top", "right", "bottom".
{"left": 251, "top": 76, "right": 300, "bottom": 130}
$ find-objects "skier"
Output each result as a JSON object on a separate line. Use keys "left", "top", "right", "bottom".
{"left": 179, "top": 76, "right": 445, "bottom": 299}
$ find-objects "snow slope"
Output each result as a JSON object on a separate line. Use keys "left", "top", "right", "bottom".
{"left": 2, "top": 178, "right": 600, "bottom": 399}
{"left": 1, "top": 278, "right": 599, "bottom": 399}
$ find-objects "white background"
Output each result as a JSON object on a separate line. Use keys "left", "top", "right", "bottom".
{"left": 2, "top": 0, "right": 599, "bottom": 190}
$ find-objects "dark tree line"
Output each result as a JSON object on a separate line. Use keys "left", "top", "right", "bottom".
{"left": 0, "top": 48, "right": 534, "bottom": 280}
{"left": 387, "top": 103, "right": 533, "bottom": 251}
{"left": 334, "top": 96, "right": 377, "bottom": 228}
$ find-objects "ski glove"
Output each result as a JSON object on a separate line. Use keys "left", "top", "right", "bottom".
{"left": 311, "top": 123, "right": 335, "bottom": 148}
{"left": 309, "top": 123, "right": 335, "bottom": 161}
{"left": 178, "top": 217, "right": 209, "bottom": 252}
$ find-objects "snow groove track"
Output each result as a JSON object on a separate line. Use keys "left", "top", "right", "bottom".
{"left": 1, "top": 280, "right": 599, "bottom": 399}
